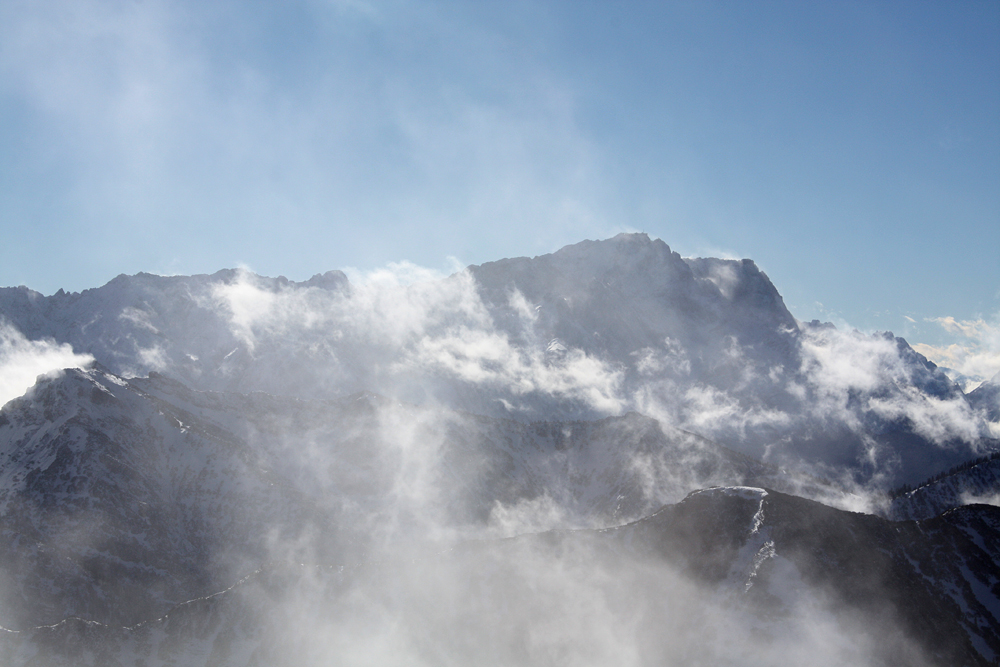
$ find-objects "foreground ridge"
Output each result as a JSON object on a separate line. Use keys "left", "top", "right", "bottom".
{"left": 0, "top": 488, "right": 995, "bottom": 666}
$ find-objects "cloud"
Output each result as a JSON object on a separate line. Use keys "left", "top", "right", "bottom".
{"left": 0, "top": 322, "right": 94, "bottom": 407}
{"left": 683, "top": 246, "right": 744, "bottom": 261}
{"left": 699, "top": 261, "right": 740, "bottom": 299}
{"left": 207, "top": 265, "right": 624, "bottom": 415}
{"left": 911, "top": 314, "right": 1000, "bottom": 390}
{"left": 960, "top": 491, "right": 1000, "bottom": 508}
{"left": 677, "top": 383, "right": 792, "bottom": 438}
{"left": 0, "top": 0, "right": 616, "bottom": 286}
{"left": 628, "top": 321, "right": 990, "bottom": 487}
{"left": 784, "top": 326, "right": 987, "bottom": 442}
{"left": 486, "top": 494, "right": 570, "bottom": 538}
{"left": 246, "top": 498, "right": 919, "bottom": 667}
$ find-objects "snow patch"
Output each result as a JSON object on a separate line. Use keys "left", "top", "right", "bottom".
{"left": 692, "top": 486, "right": 768, "bottom": 502}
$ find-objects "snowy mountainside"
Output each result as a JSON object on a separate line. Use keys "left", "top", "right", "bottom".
{"left": 0, "top": 366, "right": 809, "bottom": 629}
{"left": 0, "top": 269, "right": 349, "bottom": 397}
{"left": 0, "top": 234, "right": 991, "bottom": 487}
{"left": 468, "top": 235, "right": 991, "bottom": 485}
{"left": 969, "top": 372, "right": 1000, "bottom": 423}
{"left": 889, "top": 452, "right": 1000, "bottom": 521}
{"left": 0, "top": 367, "right": 322, "bottom": 627}
{"left": 2, "top": 487, "right": 996, "bottom": 667}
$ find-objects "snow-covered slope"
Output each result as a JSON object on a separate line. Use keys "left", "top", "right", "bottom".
{"left": 889, "top": 452, "right": 1000, "bottom": 520}
{"left": 969, "top": 372, "right": 1000, "bottom": 424}
{"left": 0, "top": 367, "right": 325, "bottom": 627}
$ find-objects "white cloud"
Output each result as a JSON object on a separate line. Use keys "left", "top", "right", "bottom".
{"left": 486, "top": 494, "right": 570, "bottom": 538}
{"left": 0, "top": 322, "right": 94, "bottom": 407}
{"left": 629, "top": 323, "right": 990, "bottom": 481}
{"left": 868, "top": 384, "right": 982, "bottom": 444}
{"left": 912, "top": 314, "right": 1000, "bottom": 390}
{"left": 701, "top": 262, "right": 740, "bottom": 299}
{"left": 960, "top": 491, "right": 1000, "bottom": 507}
{"left": 678, "top": 383, "right": 792, "bottom": 438}
{"left": 797, "top": 327, "right": 987, "bottom": 445}
{"left": 208, "top": 265, "right": 624, "bottom": 415}
{"left": 632, "top": 339, "right": 691, "bottom": 377}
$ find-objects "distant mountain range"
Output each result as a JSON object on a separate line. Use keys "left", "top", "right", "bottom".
{"left": 1, "top": 234, "right": 997, "bottom": 666}
{"left": 3, "top": 234, "right": 995, "bottom": 485}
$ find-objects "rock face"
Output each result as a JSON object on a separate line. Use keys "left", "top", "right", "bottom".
{"left": 470, "top": 235, "right": 799, "bottom": 375}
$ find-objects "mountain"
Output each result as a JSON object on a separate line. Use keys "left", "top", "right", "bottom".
{"left": 1, "top": 487, "right": 996, "bottom": 666}
{"left": 969, "top": 372, "right": 1000, "bottom": 423}
{"left": 467, "top": 235, "right": 991, "bottom": 485}
{"left": 889, "top": 452, "right": 1000, "bottom": 521}
{"left": 469, "top": 235, "right": 798, "bottom": 376}
{"left": 1, "top": 234, "right": 992, "bottom": 487}
{"left": 0, "top": 366, "right": 819, "bottom": 630}
{"left": 0, "top": 234, "right": 997, "bottom": 666}
{"left": 0, "top": 269, "right": 350, "bottom": 398}
{"left": 0, "top": 367, "right": 320, "bottom": 627}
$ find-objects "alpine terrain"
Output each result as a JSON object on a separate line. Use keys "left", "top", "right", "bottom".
{"left": 0, "top": 234, "right": 997, "bottom": 666}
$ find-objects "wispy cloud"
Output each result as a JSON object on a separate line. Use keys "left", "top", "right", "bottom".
{"left": 0, "top": 0, "right": 616, "bottom": 286}
{"left": 208, "top": 265, "right": 624, "bottom": 414}
{"left": 0, "top": 322, "right": 94, "bottom": 407}
{"left": 912, "top": 314, "right": 1000, "bottom": 390}
{"left": 631, "top": 322, "right": 988, "bottom": 485}
{"left": 201, "top": 260, "right": 993, "bottom": 488}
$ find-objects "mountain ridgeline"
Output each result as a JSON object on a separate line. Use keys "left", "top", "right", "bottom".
{"left": 0, "top": 234, "right": 998, "bottom": 666}
{"left": 2, "top": 234, "right": 994, "bottom": 486}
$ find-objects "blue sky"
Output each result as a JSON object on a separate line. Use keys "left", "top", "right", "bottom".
{"left": 1, "top": 0, "right": 997, "bottom": 372}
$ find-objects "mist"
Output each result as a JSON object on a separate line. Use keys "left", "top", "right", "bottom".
{"left": 199, "top": 258, "right": 991, "bottom": 488}
{"left": 0, "top": 322, "right": 93, "bottom": 407}
{"left": 912, "top": 314, "right": 1000, "bottom": 392}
